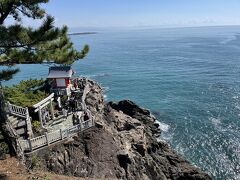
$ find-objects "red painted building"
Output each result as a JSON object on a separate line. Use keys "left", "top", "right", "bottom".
{"left": 48, "top": 66, "right": 74, "bottom": 95}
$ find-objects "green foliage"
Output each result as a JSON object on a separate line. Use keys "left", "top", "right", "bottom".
{"left": 44, "top": 176, "right": 51, "bottom": 180}
{"left": 3, "top": 79, "right": 48, "bottom": 107}
{"left": 30, "top": 154, "right": 40, "bottom": 169}
{"left": 32, "top": 120, "right": 41, "bottom": 133}
{"left": 0, "top": 0, "right": 48, "bottom": 24}
{"left": 0, "top": 0, "right": 89, "bottom": 80}
{"left": 61, "top": 95, "right": 68, "bottom": 106}
{"left": 0, "top": 131, "right": 9, "bottom": 154}
{"left": 0, "top": 68, "right": 19, "bottom": 81}
{"left": 0, "top": 141, "right": 9, "bottom": 154}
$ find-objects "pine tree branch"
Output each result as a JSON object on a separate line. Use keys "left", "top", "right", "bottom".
{"left": 0, "top": 2, "right": 14, "bottom": 25}
{"left": 0, "top": 1, "right": 89, "bottom": 77}
{"left": 14, "top": 6, "right": 31, "bottom": 18}
{"left": 0, "top": 3, "right": 3, "bottom": 17}
{"left": 0, "top": 69, "right": 19, "bottom": 81}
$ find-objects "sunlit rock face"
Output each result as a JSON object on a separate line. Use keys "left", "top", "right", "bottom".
{"left": 27, "top": 79, "right": 211, "bottom": 180}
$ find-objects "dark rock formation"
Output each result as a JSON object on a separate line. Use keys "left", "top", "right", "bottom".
{"left": 27, "top": 79, "right": 211, "bottom": 180}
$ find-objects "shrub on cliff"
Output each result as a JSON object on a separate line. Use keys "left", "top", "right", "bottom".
{"left": 3, "top": 79, "right": 48, "bottom": 107}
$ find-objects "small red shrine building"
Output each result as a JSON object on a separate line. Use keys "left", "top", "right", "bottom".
{"left": 47, "top": 66, "right": 74, "bottom": 96}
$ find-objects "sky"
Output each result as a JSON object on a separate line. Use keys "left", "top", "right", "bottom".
{"left": 6, "top": 0, "right": 240, "bottom": 29}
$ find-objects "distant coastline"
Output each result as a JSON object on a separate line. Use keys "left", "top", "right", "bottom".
{"left": 68, "top": 32, "right": 97, "bottom": 36}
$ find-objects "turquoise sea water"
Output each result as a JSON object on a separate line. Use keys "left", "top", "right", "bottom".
{"left": 2, "top": 26, "right": 240, "bottom": 179}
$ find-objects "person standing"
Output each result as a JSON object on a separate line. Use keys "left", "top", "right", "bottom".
{"left": 62, "top": 108, "right": 68, "bottom": 120}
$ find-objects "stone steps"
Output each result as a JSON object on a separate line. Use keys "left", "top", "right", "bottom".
{"left": 8, "top": 116, "right": 26, "bottom": 128}
{"left": 7, "top": 114, "right": 28, "bottom": 137}
{"left": 9, "top": 117, "right": 19, "bottom": 127}
{"left": 15, "top": 128, "right": 26, "bottom": 135}
{"left": 13, "top": 120, "right": 26, "bottom": 128}
{"left": 8, "top": 115, "right": 18, "bottom": 123}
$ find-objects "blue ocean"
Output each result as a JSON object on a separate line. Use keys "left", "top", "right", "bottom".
{"left": 2, "top": 26, "right": 240, "bottom": 180}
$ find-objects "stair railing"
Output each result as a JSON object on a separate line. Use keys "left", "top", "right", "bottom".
{"left": 25, "top": 108, "right": 33, "bottom": 138}
{"left": 7, "top": 102, "right": 27, "bottom": 118}
{"left": 7, "top": 102, "right": 34, "bottom": 137}
{"left": 18, "top": 115, "right": 95, "bottom": 152}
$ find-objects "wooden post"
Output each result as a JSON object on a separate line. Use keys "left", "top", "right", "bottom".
{"left": 45, "top": 132, "right": 49, "bottom": 146}
{"left": 50, "top": 99, "right": 55, "bottom": 120}
{"left": 60, "top": 129, "right": 63, "bottom": 140}
{"left": 26, "top": 108, "right": 34, "bottom": 138}
{"left": 28, "top": 139, "right": 32, "bottom": 151}
{"left": 38, "top": 107, "right": 44, "bottom": 128}
{"left": 79, "top": 123, "right": 81, "bottom": 131}
{"left": 80, "top": 119, "right": 83, "bottom": 130}
{"left": 66, "top": 130, "right": 69, "bottom": 138}
{"left": 7, "top": 101, "right": 11, "bottom": 114}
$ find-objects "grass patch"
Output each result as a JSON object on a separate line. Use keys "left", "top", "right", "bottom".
{"left": 30, "top": 154, "right": 40, "bottom": 169}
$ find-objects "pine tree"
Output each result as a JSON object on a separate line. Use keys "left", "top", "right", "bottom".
{"left": 0, "top": 0, "right": 89, "bottom": 155}
{"left": 0, "top": 0, "right": 89, "bottom": 80}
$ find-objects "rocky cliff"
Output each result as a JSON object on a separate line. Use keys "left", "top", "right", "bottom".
{"left": 26, "top": 79, "right": 211, "bottom": 180}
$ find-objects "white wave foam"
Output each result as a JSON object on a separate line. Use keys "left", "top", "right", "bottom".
{"left": 233, "top": 95, "right": 239, "bottom": 99}
{"left": 210, "top": 117, "right": 221, "bottom": 126}
{"left": 103, "top": 86, "right": 110, "bottom": 91}
{"left": 155, "top": 121, "right": 170, "bottom": 132}
{"left": 103, "top": 94, "right": 108, "bottom": 100}
{"left": 92, "top": 73, "right": 111, "bottom": 78}
{"left": 235, "top": 105, "right": 240, "bottom": 110}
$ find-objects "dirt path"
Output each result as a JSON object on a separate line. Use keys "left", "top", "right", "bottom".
{"left": 0, "top": 156, "right": 82, "bottom": 180}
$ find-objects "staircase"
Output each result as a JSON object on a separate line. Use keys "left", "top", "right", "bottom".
{"left": 7, "top": 115, "right": 28, "bottom": 139}
{"left": 6, "top": 102, "right": 33, "bottom": 139}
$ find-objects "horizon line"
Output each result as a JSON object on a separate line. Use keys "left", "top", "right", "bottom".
{"left": 68, "top": 24, "right": 240, "bottom": 32}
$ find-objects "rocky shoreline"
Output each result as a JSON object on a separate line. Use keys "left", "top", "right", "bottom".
{"left": 23, "top": 79, "right": 211, "bottom": 180}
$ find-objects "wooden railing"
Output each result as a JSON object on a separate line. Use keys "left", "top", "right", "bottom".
{"left": 50, "top": 87, "right": 71, "bottom": 96}
{"left": 7, "top": 102, "right": 33, "bottom": 137}
{"left": 19, "top": 118, "right": 94, "bottom": 152}
{"left": 7, "top": 102, "right": 28, "bottom": 118}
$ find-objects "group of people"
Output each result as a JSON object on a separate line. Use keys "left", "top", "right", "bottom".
{"left": 41, "top": 105, "right": 90, "bottom": 126}
{"left": 41, "top": 79, "right": 89, "bottom": 126}
{"left": 68, "top": 95, "right": 78, "bottom": 112}
{"left": 72, "top": 110, "right": 90, "bottom": 125}
{"left": 54, "top": 92, "right": 80, "bottom": 118}
{"left": 42, "top": 108, "right": 50, "bottom": 125}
